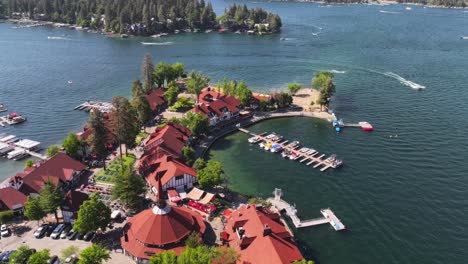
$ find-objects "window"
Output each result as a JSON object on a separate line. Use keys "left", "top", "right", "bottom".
{"left": 175, "top": 175, "right": 184, "bottom": 181}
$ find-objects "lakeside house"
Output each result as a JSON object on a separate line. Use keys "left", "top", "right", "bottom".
{"left": 121, "top": 181, "right": 206, "bottom": 263}
{"left": 7, "top": 152, "right": 88, "bottom": 196}
{"left": 0, "top": 187, "right": 27, "bottom": 215}
{"left": 192, "top": 88, "right": 241, "bottom": 128}
{"left": 221, "top": 204, "right": 304, "bottom": 264}
{"left": 139, "top": 123, "right": 191, "bottom": 165}
{"left": 142, "top": 155, "right": 197, "bottom": 195}
{"left": 60, "top": 190, "right": 89, "bottom": 224}
{"left": 145, "top": 88, "right": 166, "bottom": 114}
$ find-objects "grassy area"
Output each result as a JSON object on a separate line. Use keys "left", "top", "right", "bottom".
{"left": 95, "top": 154, "right": 136, "bottom": 183}
{"left": 135, "top": 131, "right": 149, "bottom": 145}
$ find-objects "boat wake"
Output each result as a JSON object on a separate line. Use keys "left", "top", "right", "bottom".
{"left": 311, "top": 26, "right": 323, "bottom": 36}
{"left": 328, "top": 70, "right": 347, "bottom": 74}
{"left": 460, "top": 36, "right": 468, "bottom": 40}
{"left": 383, "top": 72, "right": 426, "bottom": 90}
{"left": 141, "top": 42, "right": 174, "bottom": 45}
{"left": 379, "top": 10, "right": 401, "bottom": 14}
{"left": 47, "top": 36, "right": 70, "bottom": 40}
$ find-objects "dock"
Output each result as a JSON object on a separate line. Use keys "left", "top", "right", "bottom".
{"left": 268, "top": 188, "right": 346, "bottom": 231}
{"left": 241, "top": 128, "right": 342, "bottom": 172}
{"left": 0, "top": 134, "right": 46, "bottom": 160}
{"left": 74, "top": 101, "right": 114, "bottom": 113}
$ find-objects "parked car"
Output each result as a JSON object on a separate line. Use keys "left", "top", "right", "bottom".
{"left": 0, "top": 225, "right": 10, "bottom": 237}
{"left": 45, "top": 224, "right": 56, "bottom": 237}
{"left": 64, "top": 254, "right": 77, "bottom": 264}
{"left": 60, "top": 226, "right": 72, "bottom": 239}
{"left": 48, "top": 255, "right": 59, "bottom": 264}
{"left": 1, "top": 250, "right": 15, "bottom": 262}
{"left": 83, "top": 231, "right": 95, "bottom": 241}
{"left": 76, "top": 233, "right": 85, "bottom": 240}
{"left": 0, "top": 252, "right": 7, "bottom": 261}
{"left": 67, "top": 230, "right": 78, "bottom": 240}
{"left": 50, "top": 224, "right": 65, "bottom": 239}
{"left": 34, "top": 224, "right": 49, "bottom": 238}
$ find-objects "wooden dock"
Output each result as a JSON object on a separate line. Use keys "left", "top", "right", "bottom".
{"left": 268, "top": 188, "right": 346, "bottom": 231}
{"left": 241, "top": 128, "right": 342, "bottom": 172}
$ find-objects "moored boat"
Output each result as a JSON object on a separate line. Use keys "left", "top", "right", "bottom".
{"left": 281, "top": 150, "right": 291, "bottom": 158}
{"left": 359, "top": 122, "right": 374, "bottom": 131}
{"left": 270, "top": 144, "right": 283, "bottom": 153}
{"left": 0, "top": 104, "right": 7, "bottom": 112}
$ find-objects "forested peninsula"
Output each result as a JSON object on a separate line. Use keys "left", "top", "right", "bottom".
{"left": 0, "top": 0, "right": 282, "bottom": 35}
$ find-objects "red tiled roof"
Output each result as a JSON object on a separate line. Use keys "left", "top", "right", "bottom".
{"left": 192, "top": 88, "right": 241, "bottom": 118}
{"left": 144, "top": 155, "right": 196, "bottom": 189}
{"left": 19, "top": 153, "right": 86, "bottom": 195}
{"left": 0, "top": 187, "right": 27, "bottom": 210}
{"left": 146, "top": 88, "right": 166, "bottom": 111}
{"left": 121, "top": 205, "right": 206, "bottom": 259}
{"left": 139, "top": 123, "right": 191, "bottom": 168}
{"left": 62, "top": 190, "right": 89, "bottom": 212}
{"left": 252, "top": 92, "right": 273, "bottom": 102}
{"left": 223, "top": 205, "right": 304, "bottom": 264}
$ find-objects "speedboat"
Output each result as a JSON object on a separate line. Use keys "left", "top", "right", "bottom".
{"left": 281, "top": 150, "right": 291, "bottom": 158}
{"left": 0, "top": 104, "right": 7, "bottom": 112}
{"left": 264, "top": 142, "right": 272, "bottom": 151}
{"left": 289, "top": 151, "right": 300, "bottom": 160}
{"left": 270, "top": 144, "right": 283, "bottom": 153}
{"left": 288, "top": 141, "right": 300, "bottom": 149}
{"left": 248, "top": 136, "right": 261, "bottom": 144}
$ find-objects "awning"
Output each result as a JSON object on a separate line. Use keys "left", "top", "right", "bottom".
{"left": 186, "top": 187, "right": 204, "bottom": 201}
{"left": 198, "top": 193, "right": 215, "bottom": 205}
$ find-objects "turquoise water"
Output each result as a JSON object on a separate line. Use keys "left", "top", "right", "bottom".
{"left": 1, "top": 1, "right": 468, "bottom": 263}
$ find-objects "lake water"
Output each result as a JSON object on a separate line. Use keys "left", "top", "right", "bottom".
{"left": 1, "top": 1, "right": 468, "bottom": 263}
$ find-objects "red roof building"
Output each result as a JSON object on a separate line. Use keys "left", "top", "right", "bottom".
{"left": 8, "top": 152, "right": 87, "bottom": 195}
{"left": 221, "top": 204, "right": 304, "bottom": 264}
{"left": 192, "top": 88, "right": 241, "bottom": 127}
{"left": 144, "top": 155, "right": 197, "bottom": 194}
{"left": 121, "top": 175, "right": 206, "bottom": 262}
{"left": 61, "top": 190, "right": 89, "bottom": 223}
{"left": 146, "top": 88, "right": 166, "bottom": 112}
{"left": 0, "top": 187, "right": 27, "bottom": 213}
{"left": 139, "top": 123, "right": 191, "bottom": 170}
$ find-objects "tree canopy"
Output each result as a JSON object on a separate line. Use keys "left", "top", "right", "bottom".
{"left": 78, "top": 244, "right": 110, "bottom": 264}
{"left": 164, "top": 81, "right": 180, "bottom": 107}
{"left": 288, "top": 83, "right": 302, "bottom": 95}
{"left": 180, "top": 112, "right": 209, "bottom": 137}
{"left": 87, "top": 109, "right": 108, "bottom": 162}
{"left": 8, "top": 245, "right": 35, "bottom": 264}
{"left": 142, "top": 53, "right": 154, "bottom": 93}
{"left": 312, "top": 71, "right": 336, "bottom": 110}
{"left": 0, "top": 210, "right": 14, "bottom": 224}
{"left": 62, "top": 133, "right": 81, "bottom": 159}
{"left": 272, "top": 92, "right": 293, "bottom": 108}
{"left": 112, "top": 96, "right": 139, "bottom": 155}
{"left": 182, "top": 146, "right": 196, "bottom": 166}
{"left": 28, "top": 249, "right": 51, "bottom": 264}
{"left": 24, "top": 196, "right": 45, "bottom": 222}
{"left": 39, "top": 181, "right": 63, "bottom": 222}
{"left": 218, "top": 4, "right": 282, "bottom": 33}
{"left": 197, "top": 160, "right": 223, "bottom": 188}
{"left": 73, "top": 193, "right": 111, "bottom": 233}
{"left": 24, "top": 159, "right": 34, "bottom": 169}
{"left": 46, "top": 145, "right": 60, "bottom": 157}
{"left": 186, "top": 71, "right": 210, "bottom": 101}
{"left": 149, "top": 245, "right": 239, "bottom": 264}
{"left": 112, "top": 166, "right": 146, "bottom": 210}
{"left": 131, "top": 80, "right": 152, "bottom": 128}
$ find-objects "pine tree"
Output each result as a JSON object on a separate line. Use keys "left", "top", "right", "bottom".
{"left": 87, "top": 109, "right": 108, "bottom": 169}
{"left": 142, "top": 53, "right": 154, "bottom": 93}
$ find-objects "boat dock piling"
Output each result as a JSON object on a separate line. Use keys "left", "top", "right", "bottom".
{"left": 268, "top": 188, "right": 346, "bottom": 231}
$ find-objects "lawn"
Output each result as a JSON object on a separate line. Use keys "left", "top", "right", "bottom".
{"left": 95, "top": 154, "right": 136, "bottom": 183}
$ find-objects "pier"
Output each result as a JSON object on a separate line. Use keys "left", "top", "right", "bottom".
{"left": 0, "top": 134, "right": 46, "bottom": 160}
{"left": 240, "top": 128, "right": 342, "bottom": 172}
{"left": 268, "top": 188, "right": 346, "bottom": 231}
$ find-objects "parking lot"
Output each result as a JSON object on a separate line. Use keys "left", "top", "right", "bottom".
{"left": 0, "top": 222, "right": 131, "bottom": 263}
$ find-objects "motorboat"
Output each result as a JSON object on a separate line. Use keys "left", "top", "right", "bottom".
{"left": 287, "top": 141, "right": 300, "bottom": 149}
{"left": 281, "top": 150, "right": 291, "bottom": 158}
{"left": 270, "top": 144, "right": 283, "bottom": 153}
{"left": 2, "top": 113, "right": 26, "bottom": 125}
{"left": 248, "top": 136, "right": 261, "bottom": 144}
{"left": 289, "top": 151, "right": 300, "bottom": 160}
{"left": 0, "top": 104, "right": 7, "bottom": 112}
{"left": 264, "top": 142, "right": 272, "bottom": 151}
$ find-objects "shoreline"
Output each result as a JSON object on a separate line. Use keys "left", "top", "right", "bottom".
{"left": 280, "top": 0, "right": 468, "bottom": 10}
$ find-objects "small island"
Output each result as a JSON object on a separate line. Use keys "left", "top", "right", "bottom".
{"left": 0, "top": 0, "right": 282, "bottom": 35}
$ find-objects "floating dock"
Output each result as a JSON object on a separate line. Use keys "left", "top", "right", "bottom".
{"left": 240, "top": 128, "right": 343, "bottom": 172}
{"left": 333, "top": 119, "right": 373, "bottom": 132}
{"left": 74, "top": 101, "right": 114, "bottom": 113}
{"left": 268, "top": 188, "right": 346, "bottom": 231}
{"left": 0, "top": 134, "right": 46, "bottom": 160}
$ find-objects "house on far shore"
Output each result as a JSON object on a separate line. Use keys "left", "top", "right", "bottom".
{"left": 142, "top": 155, "right": 197, "bottom": 195}
{"left": 145, "top": 88, "right": 166, "bottom": 114}
{"left": 192, "top": 88, "right": 241, "bottom": 128}
{"left": 7, "top": 152, "right": 88, "bottom": 196}
{"left": 221, "top": 204, "right": 304, "bottom": 264}
{"left": 0, "top": 187, "right": 27, "bottom": 215}
{"left": 61, "top": 190, "right": 89, "bottom": 224}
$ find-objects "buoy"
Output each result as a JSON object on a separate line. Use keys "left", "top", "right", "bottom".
{"left": 335, "top": 127, "right": 341, "bottom": 132}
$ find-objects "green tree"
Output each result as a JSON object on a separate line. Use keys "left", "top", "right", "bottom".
{"left": 131, "top": 79, "right": 145, "bottom": 98}
{"left": 164, "top": 81, "right": 180, "bottom": 106}
{"left": 24, "top": 196, "right": 45, "bottom": 222}
{"left": 186, "top": 71, "right": 210, "bottom": 102}
{"left": 24, "top": 159, "right": 34, "bottom": 169}
{"left": 273, "top": 92, "right": 293, "bottom": 108}
{"left": 153, "top": 62, "right": 176, "bottom": 87}
{"left": 287, "top": 83, "right": 302, "bottom": 95}
{"left": 28, "top": 249, "right": 50, "bottom": 264}
{"left": 46, "top": 145, "right": 60, "bottom": 157}
{"left": 39, "top": 181, "right": 63, "bottom": 223}
{"left": 112, "top": 96, "right": 138, "bottom": 157}
{"left": 74, "top": 193, "right": 111, "bottom": 233}
{"left": 78, "top": 244, "right": 110, "bottom": 264}
{"left": 131, "top": 80, "right": 152, "bottom": 128}
{"left": 172, "top": 62, "right": 186, "bottom": 79}
{"left": 61, "top": 245, "right": 80, "bottom": 261}
{"left": 312, "top": 71, "right": 334, "bottom": 91}
{"left": 169, "top": 97, "right": 195, "bottom": 112}
{"left": 180, "top": 112, "right": 209, "bottom": 137}
{"left": 312, "top": 71, "right": 336, "bottom": 110}
{"left": 0, "top": 210, "right": 14, "bottom": 224}
{"left": 142, "top": 53, "right": 154, "bottom": 93}
{"left": 177, "top": 246, "right": 211, "bottom": 264}
{"left": 234, "top": 81, "right": 252, "bottom": 106}
{"left": 62, "top": 133, "right": 81, "bottom": 159}
{"left": 197, "top": 160, "right": 223, "bottom": 188}
{"left": 87, "top": 109, "right": 108, "bottom": 169}
{"left": 192, "top": 158, "right": 206, "bottom": 171}
{"left": 8, "top": 245, "right": 35, "bottom": 264}
{"left": 182, "top": 146, "right": 195, "bottom": 166}
{"left": 149, "top": 251, "right": 177, "bottom": 264}
{"left": 292, "top": 260, "right": 315, "bottom": 264}
{"left": 112, "top": 166, "right": 146, "bottom": 210}
{"left": 185, "top": 232, "right": 202, "bottom": 248}
{"left": 210, "top": 246, "right": 240, "bottom": 264}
